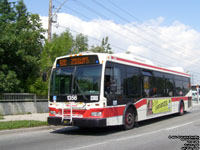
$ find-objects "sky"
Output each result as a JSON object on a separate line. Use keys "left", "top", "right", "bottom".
{"left": 22, "top": 0, "right": 200, "bottom": 84}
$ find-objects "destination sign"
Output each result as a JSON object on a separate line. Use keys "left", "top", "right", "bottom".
{"left": 56, "top": 55, "right": 99, "bottom": 67}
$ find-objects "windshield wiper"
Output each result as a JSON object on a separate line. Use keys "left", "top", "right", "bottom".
{"left": 74, "top": 79, "right": 88, "bottom": 101}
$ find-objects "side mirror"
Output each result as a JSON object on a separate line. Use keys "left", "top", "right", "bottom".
{"left": 42, "top": 72, "right": 47, "bottom": 82}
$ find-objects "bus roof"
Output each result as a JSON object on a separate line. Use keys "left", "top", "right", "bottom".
{"left": 54, "top": 52, "right": 190, "bottom": 77}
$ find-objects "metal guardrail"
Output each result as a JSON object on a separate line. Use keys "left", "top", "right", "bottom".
{"left": 0, "top": 93, "right": 48, "bottom": 102}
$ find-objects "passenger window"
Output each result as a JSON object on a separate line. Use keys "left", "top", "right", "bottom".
{"left": 142, "top": 71, "right": 153, "bottom": 97}
{"left": 165, "top": 79, "right": 174, "bottom": 96}
{"left": 175, "top": 80, "right": 183, "bottom": 96}
{"left": 144, "top": 76, "right": 151, "bottom": 97}
{"left": 126, "top": 71, "right": 141, "bottom": 98}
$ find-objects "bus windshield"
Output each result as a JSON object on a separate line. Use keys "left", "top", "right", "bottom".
{"left": 50, "top": 65, "right": 102, "bottom": 95}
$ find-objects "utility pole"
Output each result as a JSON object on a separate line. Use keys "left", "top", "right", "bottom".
{"left": 48, "top": 0, "right": 68, "bottom": 42}
{"left": 48, "top": 0, "right": 52, "bottom": 42}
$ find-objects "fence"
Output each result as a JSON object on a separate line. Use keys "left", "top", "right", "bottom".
{"left": 0, "top": 93, "right": 48, "bottom": 102}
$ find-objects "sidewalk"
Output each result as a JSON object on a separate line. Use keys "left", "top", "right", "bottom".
{"left": 192, "top": 101, "right": 200, "bottom": 107}
{"left": 0, "top": 113, "right": 48, "bottom": 122}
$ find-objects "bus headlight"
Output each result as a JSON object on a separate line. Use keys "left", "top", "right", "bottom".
{"left": 91, "top": 112, "right": 102, "bottom": 116}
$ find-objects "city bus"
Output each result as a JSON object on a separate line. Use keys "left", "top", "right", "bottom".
{"left": 48, "top": 52, "right": 192, "bottom": 130}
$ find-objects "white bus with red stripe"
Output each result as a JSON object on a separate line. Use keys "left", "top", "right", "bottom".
{"left": 48, "top": 52, "right": 192, "bottom": 129}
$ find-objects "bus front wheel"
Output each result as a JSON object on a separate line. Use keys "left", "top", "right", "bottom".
{"left": 122, "top": 108, "right": 135, "bottom": 130}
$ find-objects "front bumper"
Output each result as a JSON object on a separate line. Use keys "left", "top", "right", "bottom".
{"left": 48, "top": 116, "right": 106, "bottom": 127}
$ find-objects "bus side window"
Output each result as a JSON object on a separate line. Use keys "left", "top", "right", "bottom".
{"left": 153, "top": 72, "right": 165, "bottom": 97}
{"left": 174, "top": 75, "right": 184, "bottom": 96}
{"left": 126, "top": 66, "right": 141, "bottom": 98}
{"left": 142, "top": 71, "right": 153, "bottom": 98}
{"left": 165, "top": 73, "right": 174, "bottom": 97}
{"left": 143, "top": 76, "right": 150, "bottom": 97}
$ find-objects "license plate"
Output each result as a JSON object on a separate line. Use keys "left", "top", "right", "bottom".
{"left": 64, "top": 114, "right": 83, "bottom": 119}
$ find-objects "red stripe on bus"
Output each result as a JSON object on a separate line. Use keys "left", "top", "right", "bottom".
{"left": 111, "top": 56, "right": 190, "bottom": 77}
{"left": 49, "top": 106, "right": 126, "bottom": 118}
{"left": 49, "top": 96, "right": 190, "bottom": 118}
{"left": 171, "top": 97, "right": 188, "bottom": 102}
{"left": 103, "top": 106, "right": 125, "bottom": 118}
{"left": 135, "top": 99, "right": 147, "bottom": 109}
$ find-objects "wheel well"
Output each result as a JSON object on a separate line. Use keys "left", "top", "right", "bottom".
{"left": 179, "top": 100, "right": 185, "bottom": 110}
{"left": 123, "top": 103, "right": 138, "bottom": 123}
{"left": 129, "top": 105, "right": 137, "bottom": 116}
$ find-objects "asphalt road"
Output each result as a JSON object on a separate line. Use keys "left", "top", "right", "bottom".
{"left": 0, "top": 106, "right": 200, "bottom": 150}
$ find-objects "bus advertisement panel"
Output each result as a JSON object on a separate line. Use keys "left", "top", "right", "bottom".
{"left": 147, "top": 99, "right": 172, "bottom": 115}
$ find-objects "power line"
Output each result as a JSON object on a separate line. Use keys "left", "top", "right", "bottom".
{"left": 43, "top": 16, "right": 200, "bottom": 82}
{"left": 44, "top": 18, "right": 189, "bottom": 70}
{"left": 53, "top": 0, "right": 68, "bottom": 14}
{"left": 58, "top": 0, "right": 200, "bottom": 74}
{"left": 92, "top": 0, "right": 200, "bottom": 61}
{"left": 57, "top": 0, "right": 179, "bottom": 64}
{"left": 72, "top": 0, "right": 197, "bottom": 66}
{"left": 107, "top": 0, "right": 200, "bottom": 61}
{"left": 71, "top": 0, "right": 110, "bottom": 20}
{"left": 49, "top": 0, "right": 200, "bottom": 82}
{"left": 53, "top": 0, "right": 91, "bottom": 20}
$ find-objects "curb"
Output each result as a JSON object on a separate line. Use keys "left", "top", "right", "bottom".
{"left": 0, "top": 125, "right": 64, "bottom": 135}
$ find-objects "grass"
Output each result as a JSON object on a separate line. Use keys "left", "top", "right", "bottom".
{"left": 0, "top": 115, "right": 4, "bottom": 120}
{"left": 0, "top": 120, "right": 48, "bottom": 130}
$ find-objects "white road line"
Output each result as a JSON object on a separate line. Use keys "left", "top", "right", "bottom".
{"left": 165, "top": 122, "right": 193, "bottom": 130}
{"left": 69, "top": 121, "right": 195, "bottom": 150}
{"left": 70, "top": 141, "right": 109, "bottom": 150}
{"left": 192, "top": 108, "right": 200, "bottom": 110}
{"left": 115, "top": 129, "right": 163, "bottom": 141}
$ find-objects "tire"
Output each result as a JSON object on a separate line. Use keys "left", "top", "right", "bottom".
{"left": 122, "top": 108, "right": 135, "bottom": 130}
{"left": 179, "top": 102, "right": 184, "bottom": 116}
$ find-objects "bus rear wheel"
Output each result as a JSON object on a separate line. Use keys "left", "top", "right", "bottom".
{"left": 122, "top": 108, "right": 135, "bottom": 130}
{"left": 179, "top": 102, "right": 184, "bottom": 116}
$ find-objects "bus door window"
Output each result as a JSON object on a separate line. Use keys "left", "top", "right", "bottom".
{"left": 113, "top": 67, "right": 123, "bottom": 95}
{"left": 104, "top": 62, "right": 126, "bottom": 106}
{"left": 105, "top": 67, "right": 112, "bottom": 95}
{"left": 104, "top": 63, "right": 123, "bottom": 96}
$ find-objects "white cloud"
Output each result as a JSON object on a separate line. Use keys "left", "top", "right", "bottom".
{"left": 40, "top": 13, "right": 200, "bottom": 84}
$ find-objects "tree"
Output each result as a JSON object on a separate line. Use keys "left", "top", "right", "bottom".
{"left": 0, "top": 0, "right": 45, "bottom": 93}
{"left": 90, "top": 36, "right": 113, "bottom": 54}
{"left": 73, "top": 33, "right": 88, "bottom": 53}
{"left": 41, "top": 30, "right": 74, "bottom": 72}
